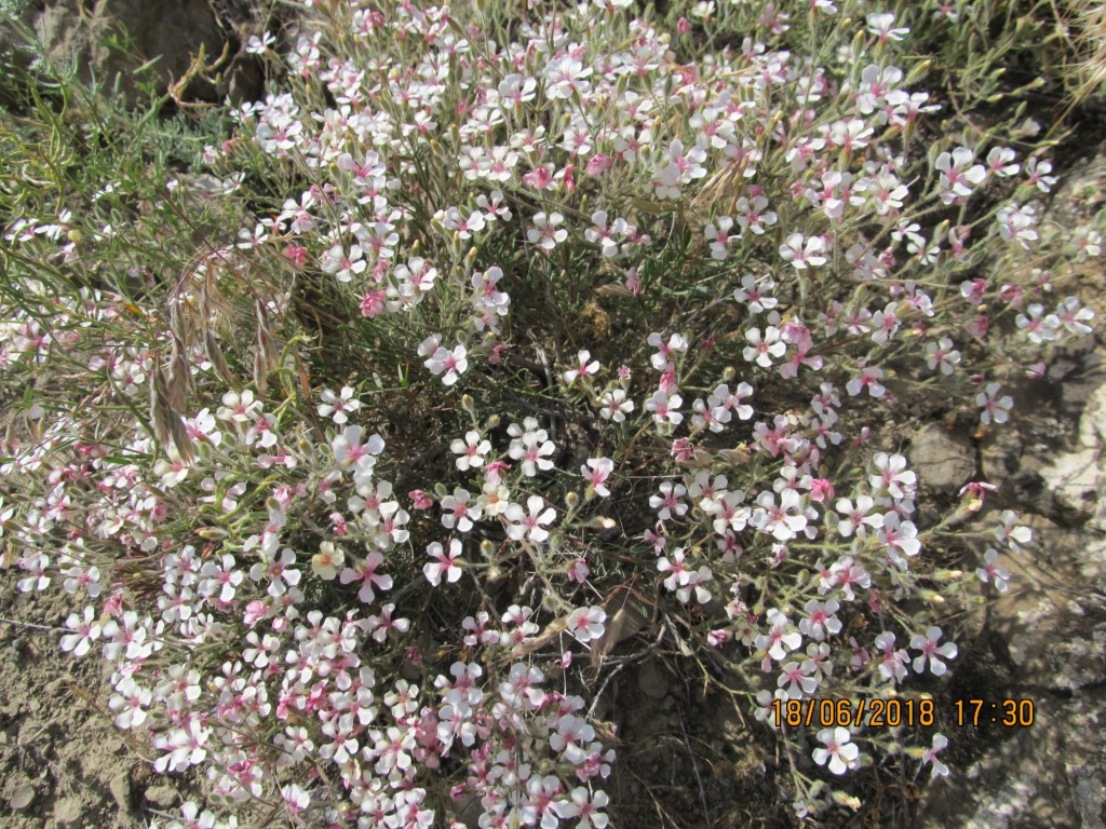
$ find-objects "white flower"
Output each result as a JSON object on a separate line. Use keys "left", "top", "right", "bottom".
{"left": 599, "top": 388, "right": 634, "bottom": 422}
{"left": 527, "top": 211, "right": 567, "bottom": 252}
{"left": 505, "top": 495, "right": 556, "bottom": 543}
{"left": 582, "top": 457, "right": 614, "bottom": 497}
{"left": 779, "top": 233, "right": 827, "bottom": 270}
{"left": 564, "top": 350, "right": 600, "bottom": 385}
{"left": 976, "top": 382, "right": 1014, "bottom": 425}
{"left": 424, "top": 539, "right": 464, "bottom": 586}
{"left": 743, "top": 326, "right": 786, "bottom": 368}
{"left": 425, "top": 343, "right": 468, "bottom": 386}
{"left": 318, "top": 386, "right": 361, "bottom": 424}
{"left": 977, "top": 548, "right": 1010, "bottom": 592}
{"left": 910, "top": 626, "right": 958, "bottom": 676}
{"left": 644, "top": 390, "right": 683, "bottom": 426}
{"left": 921, "top": 733, "right": 950, "bottom": 779}
{"left": 451, "top": 430, "right": 491, "bottom": 471}
{"left": 813, "top": 726, "right": 859, "bottom": 774}
{"left": 566, "top": 606, "right": 606, "bottom": 643}
{"left": 60, "top": 606, "right": 101, "bottom": 657}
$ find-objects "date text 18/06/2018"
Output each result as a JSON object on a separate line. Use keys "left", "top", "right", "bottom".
{"left": 771, "top": 698, "right": 1036, "bottom": 729}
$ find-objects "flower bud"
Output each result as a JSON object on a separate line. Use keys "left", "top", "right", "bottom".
{"left": 461, "top": 394, "right": 475, "bottom": 414}
{"left": 565, "top": 491, "right": 579, "bottom": 510}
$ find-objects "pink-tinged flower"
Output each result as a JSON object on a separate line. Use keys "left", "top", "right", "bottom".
{"left": 799, "top": 598, "right": 841, "bottom": 641}
{"left": 936, "top": 147, "right": 987, "bottom": 204}
{"left": 566, "top": 606, "right": 606, "bottom": 643}
{"left": 649, "top": 481, "right": 688, "bottom": 521}
{"left": 586, "top": 153, "right": 613, "bottom": 177}
{"left": 910, "top": 626, "right": 958, "bottom": 676}
{"left": 505, "top": 495, "right": 557, "bottom": 543}
{"left": 451, "top": 430, "right": 491, "bottom": 471}
{"left": 743, "top": 326, "right": 786, "bottom": 367}
{"left": 340, "top": 552, "right": 393, "bottom": 603}
{"left": 320, "top": 242, "right": 366, "bottom": 283}
{"left": 778, "top": 660, "right": 819, "bottom": 699}
{"left": 424, "top": 538, "right": 464, "bottom": 586}
{"left": 870, "top": 452, "right": 916, "bottom": 500}
{"left": 644, "top": 390, "right": 683, "bottom": 426}
{"left": 813, "top": 726, "right": 859, "bottom": 775}
{"left": 976, "top": 382, "right": 1014, "bottom": 425}
{"left": 424, "top": 343, "right": 468, "bottom": 386}
{"left": 408, "top": 489, "right": 433, "bottom": 510}
{"left": 332, "top": 425, "right": 385, "bottom": 470}
{"left": 874, "top": 631, "right": 909, "bottom": 683}
{"left": 318, "top": 386, "right": 361, "bottom": 424}
{"left": 564, "top": 350, "right": 600, "bottom": 385}
{"left": 809, "top": 478, "right": 834, "bottom": 503}
{"left": 60, "top": 606, "right": 101, "bottom": 657}
{"left": 582, "top": 457, "right": 614, "bottom": 497}
{"left": 733, "top": 274, "right": 778, "bottom": 313}
{"left": 198, "top": 554, "right": 244, "bottom": 603}
{"left": 440, "top": 488, "right": 482, "bottom": 532}
{"left": 647, "top": 332, "right": 689, "bottom": 371}
{"left": 599, "top": 388, "right": 634, "bottom": 422}
{"left": 553, "top": 787, "right": 609, "bottom": 829}
{"left": 879, "top": 513, "right": 921, "bottom": 560}
{"left": 846, "top": 365, "right": 885, "bottom": 397}
{"left": 995, "top": 509, "right": 1032, "bottom": 552}
{"left": 834, "top": 495, "right": 884, "bottom": 538}
{"left": 527, "top": 211, "right": 567, "bottom": 252}
{"left": 567, "top": 558, "right": 590, "bottom": 584}
{"left": 755, "top": 608, "right": 802, "bottom": 662}
{"left": 921, "top": 733, "right": 950, "bottom": 778}
{"left": 779, "top": 232, "right": 827, "bottom": 269}
{"left": 751, "top": 489, "right": 808, "bottom": 542}
{"left": 249, "top": 548, "right": 302, "bottom": 598}
{"left": 108, "top": 676, "right": 152, "bottom": 729}
{"left": 243, "top": 599, "right": 268, "bottom": 627}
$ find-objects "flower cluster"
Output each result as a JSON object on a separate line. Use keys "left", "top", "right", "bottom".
{"left": 0, "top": 0, "right": 1097, "bottom": 823}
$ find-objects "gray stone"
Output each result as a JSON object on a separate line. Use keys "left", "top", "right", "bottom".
{"left": 108, "top": 772, "right": 131, "bottom": 813}
{"left": 144, "top": 783, "right": 179, "bottom": 808}
{"left": 1039, "top": 446, "right": 1101, "bottom": 522}
{"left": 909, "top": 423, "right": 976, "bottom": 493}
{"left": 9, "top": 783, "right": 35, "bottom": 811}
{"left": 636, "top": 660, "right": 669, "bottom": 700}
{"left": 52, "top": 797, "right": 83, "bottom": 828}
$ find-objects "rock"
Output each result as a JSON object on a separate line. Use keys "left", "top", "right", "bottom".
{"left": 909, "top": 423, "right": 976, "bottom": 494}
{"left": 1039, "top": 447, "right": 1101, "bottom": 523}
{"left": 1078, "top": 384, "right": 1106, "bottom": 450}
{"left": 636, "top": 660, "right": 670, "bottom": 700}
{"left": 10, "top": 783, "right": 35, "bottom": 811}
{"left": 144, "top": 784, "right": 179, "bottom": 808}
{"left": 52, "top": 797, "right": 83, "bottom": 827}
{"left": 109, "top": 773, "right": 132, "bottom": 813}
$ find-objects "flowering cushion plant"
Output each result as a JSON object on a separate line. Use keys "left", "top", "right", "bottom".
{"left": 0, "top": 0, "right": 1102, "bottom": 825}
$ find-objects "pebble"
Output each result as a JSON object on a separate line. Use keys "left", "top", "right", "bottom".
{"left": 109, "top": 773, "right": 132, "bottom": 812}
{"left": 52, "top": 796, "right": 83, "bottom": 827}
{"left": 144, "top": 784, "right": 180, "bottom": 808}
{"left": 10, "top": 783, "right": 35, "bottom": 811}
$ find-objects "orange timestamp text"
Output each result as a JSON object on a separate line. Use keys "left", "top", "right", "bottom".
{"left": 772, "top": 697, "right": 935, "bottom": 728}
{"left": 771, "top": 697, "right": 1038, "bottom": 728}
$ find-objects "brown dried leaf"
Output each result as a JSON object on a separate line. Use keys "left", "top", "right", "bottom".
{"left": 205, "top": 331, "right": 232, "bottom": 384}
{"left": 590, "top": 585, "right": 650, "bottom": 671}
{"left": 166, "top": 333, "right": 190, "bottom": 412}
